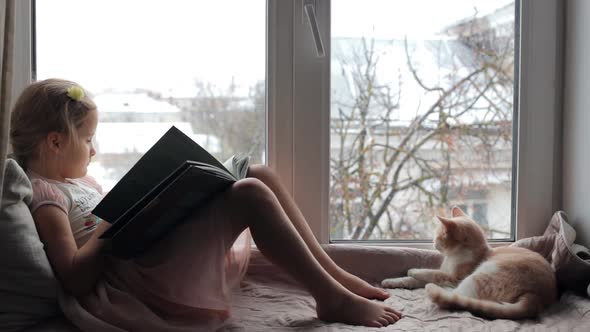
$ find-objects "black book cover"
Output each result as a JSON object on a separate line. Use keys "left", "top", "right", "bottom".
{"left": 92, "top": 126, "right": 238, "bottom": 259}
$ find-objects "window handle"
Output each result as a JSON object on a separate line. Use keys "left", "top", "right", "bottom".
{"left": 304, "top": 1, "right": 325, "bottom": 57}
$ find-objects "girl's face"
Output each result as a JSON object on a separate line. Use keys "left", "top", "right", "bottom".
{"left": 59, "top": 109, "right": 98, "bottom": 179}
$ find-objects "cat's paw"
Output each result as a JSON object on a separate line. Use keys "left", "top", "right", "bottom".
{"left": 424, "top": 283, "right": 439, "bottom": 295}
{"left": 407, "top": 268, "right": 421, "bottom": 278}
{"left": 382, "top": 276, "right": 422, "bottom": 289}
{"left": 425, "top": 283, "right": 452, "bottom": 308}
{"left": 381, "top": 277, "right": 406, "bottom": 289}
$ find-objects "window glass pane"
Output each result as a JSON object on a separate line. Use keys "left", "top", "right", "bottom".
{"left": 330, "top": 0, "right": 516, "bottom": 241}
{"left": 35, "top": 0, "right": 266, "bottom": 192}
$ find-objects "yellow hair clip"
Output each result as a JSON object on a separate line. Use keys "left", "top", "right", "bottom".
{"left": 66, "top": 86, "right": 85, "bottom": 101}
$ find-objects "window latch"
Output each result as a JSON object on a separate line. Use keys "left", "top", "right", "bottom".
{"left": 304, "top": 1, "right": 325, "bottom": 57}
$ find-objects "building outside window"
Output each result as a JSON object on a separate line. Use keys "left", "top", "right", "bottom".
{"left": 34, "top": 0, "right": 266, "bottom": 192}
{"left": 329, "top": 1, "right": 516, "bottom": 241}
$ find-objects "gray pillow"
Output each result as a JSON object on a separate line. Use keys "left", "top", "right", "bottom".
{"left": 512, "top": 210, "right": 590, "bottom": 296}
{"left": 0, "top": 159, "right": 60, "bottom": 331}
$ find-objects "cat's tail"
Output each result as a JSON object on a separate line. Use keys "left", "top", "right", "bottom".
{"left": 425, "top": 283, "right": 542, "bottom": 320}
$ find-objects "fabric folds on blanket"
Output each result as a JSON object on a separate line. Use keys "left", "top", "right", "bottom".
{"left": 512, "top": 210, "right": 590, "bottom": 295}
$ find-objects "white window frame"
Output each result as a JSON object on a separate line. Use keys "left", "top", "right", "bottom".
{"left": 15, "top": 0, "right": 563, "bottom": 245}
{"left": 10, "top": 0, "right": 32, "bottom": 106}
{"left": 269, "top": 0, "right": 564, "bottom": 245}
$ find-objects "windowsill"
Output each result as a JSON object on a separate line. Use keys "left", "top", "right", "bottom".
{"left": 324, "top": 240, "right": 516, "bottom": 250}
{"left": 249, "top": 240, "right": 519, "bottom": 283}
{"left": 251, "top": 241, "right": 516, "bottom": 252}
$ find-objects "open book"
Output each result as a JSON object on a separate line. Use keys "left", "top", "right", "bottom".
{"left": 92, "top": 126, "right": 250, "bottom": 259}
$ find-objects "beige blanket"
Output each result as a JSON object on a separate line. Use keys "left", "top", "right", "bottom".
{"left": 220, "top": 211, "right": 590, "bottom": 331}
{"left": 227, "top": 262, "right": 590, "bottom": 331}
{"left": 57, "top": 211, "right": 590, "bottom": 331}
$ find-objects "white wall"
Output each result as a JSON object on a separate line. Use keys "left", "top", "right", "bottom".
{"left": 563, "top": 0, "right": 590, "bottom": 246}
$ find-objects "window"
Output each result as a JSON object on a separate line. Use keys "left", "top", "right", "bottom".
{"left": 286, "top": 0, "right": 562, "bottom": 244}
{"left": 14, "top": 0, "right": 562, "bottom": 245}
{"left": 472, "top": 203, "right": 489, "bottom": 228}
{"left": 329, "top": 0, "right": 517, "bottom": 241}
{"left": 34, "top": 0, "right": 266, "bottom": 191}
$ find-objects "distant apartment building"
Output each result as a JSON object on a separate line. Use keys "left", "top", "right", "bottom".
{"left": 329, "top": 3, "right": 515, "bottom": 240}
{"left": 90, "top": 92, "right": 220, "bottom": 191}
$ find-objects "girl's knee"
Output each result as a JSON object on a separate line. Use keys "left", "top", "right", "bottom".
{"left": 230, "top": 178, "right": 273, "bottom": 201}
{"left": 247, "top": 164, "right": 277, "bottom": 181}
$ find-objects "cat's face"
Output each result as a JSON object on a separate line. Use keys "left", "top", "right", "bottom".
{"left": 433, "top": 207, "right": 487, "bottom": 254}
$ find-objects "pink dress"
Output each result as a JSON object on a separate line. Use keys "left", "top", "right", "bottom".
{"left": 29, "top": 173, "right": 251, "bottom": 331}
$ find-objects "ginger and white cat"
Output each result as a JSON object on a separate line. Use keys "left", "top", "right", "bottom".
{"left": 382, "top": 207, "right": 557, "bottom": 319}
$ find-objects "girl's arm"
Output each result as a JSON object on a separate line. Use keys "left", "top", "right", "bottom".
{"left": 33, "top": 205, "right": 111, "bottom": 297}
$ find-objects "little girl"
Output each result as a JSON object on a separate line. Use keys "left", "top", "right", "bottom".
{"left": 9, "top": 79, "right": 400, "bottom": 330}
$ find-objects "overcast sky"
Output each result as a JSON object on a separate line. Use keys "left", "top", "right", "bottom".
{"left": 36, "top": 0, "right": 513, "bottom": 96}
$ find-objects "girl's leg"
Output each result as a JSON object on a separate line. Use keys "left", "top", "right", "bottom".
{"left": 224, "top": 178, "right": 400, "bottom": 327}
{"left": 247, "top": 165, "right": 389, "bottom": 300}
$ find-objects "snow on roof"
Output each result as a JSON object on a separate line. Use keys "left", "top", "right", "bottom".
{"left": 94, "top": 93, "right": 180, "bottom": 113}
{"left": 95, "top": 122, "right": 221, "bottom": 154}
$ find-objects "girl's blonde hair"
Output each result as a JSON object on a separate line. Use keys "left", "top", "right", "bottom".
{"left": 10, "top": 78, "right": 97, "bottom": 169}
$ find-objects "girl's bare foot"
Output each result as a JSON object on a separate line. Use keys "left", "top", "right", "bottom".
{"left": 316, "top": 290, "right": 401, "bottom": 327}
{"left": 335, "top": 270, "right": 390, "bottom": 301}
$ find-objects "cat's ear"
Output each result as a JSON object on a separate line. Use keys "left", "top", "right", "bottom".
{"left": 437, "top": 216, "right": 455, "bottom": 229}
{"left": 451, "top": 206, "right": 467, "bottom": 218}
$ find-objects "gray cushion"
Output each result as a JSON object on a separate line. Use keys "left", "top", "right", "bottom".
{"left": 512, "top": 210, "right": 590, "bottom": 296}
{"left": 0, "top": 159, "right": 60, "bottom": 331}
